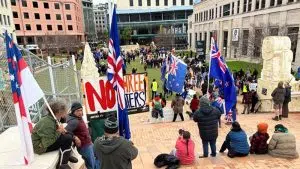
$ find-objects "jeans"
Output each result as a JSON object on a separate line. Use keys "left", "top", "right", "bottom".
{"left": 152, "top": 91, "right": 157, "bottom": 100}
{"left": 242, "top": 104, "right": 250, "bottom": 114}
{"left": 202, "top": 139, "right": 216, "bottom": 157}
{"left": 172, "top": 113, "right": 184, "bottom": 122}
{"left": 78, "top": 144, "right": 100, "bottom": 169}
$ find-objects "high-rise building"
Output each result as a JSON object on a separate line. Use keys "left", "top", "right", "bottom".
{"left": 94, "top": 3, "right": 108, "bottom": 34}
{"left": 188, "top": 0, "right": 300, "bottom": 68}
{"left": 0, "top": 0, "right": 15, "bottom": 40}
{"left": 11, "top": 0, "right": 84, "bottom": 49}
{"left": 82, "top": 0, "right": 96, "bottom": 42}
{"left": 116, "top": 0, "right": 193, "bottom": 48}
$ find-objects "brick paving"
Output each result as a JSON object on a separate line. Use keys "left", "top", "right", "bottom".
{"left": 129, "top": 102, "right": 300, "bottom": 169}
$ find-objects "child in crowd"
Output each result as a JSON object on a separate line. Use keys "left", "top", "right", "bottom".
{"left": 220, "top": 122, "right": 249, "bottom": 158}
{"left": 171, "top": 129, "right": 195, "bottom": 165}
{"left": 249, "top": 123, "right": 269, "bottom": 154}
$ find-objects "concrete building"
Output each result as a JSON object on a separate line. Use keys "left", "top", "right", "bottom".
{"left": 94, "top": 3, "right": 108, "bottom": 34}
{"left": 11, "top": 0, "right": 84, "bottom": 49}
{"left": 0, "top": 0, "right": 15, "bottom": 40}
{"left": 188, "top": 0, "right": 300, "bottom": 68}
{"left": 82, "top": 0, "right": 96, "bottom": 42}
{"left": 116, "top": 0, "right": 193, "bottom": 48}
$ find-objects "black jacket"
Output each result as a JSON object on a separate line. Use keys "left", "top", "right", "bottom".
{"left": 284, "top": 86, "right": 292, "bottom": 103}
{"left": 271, "top": 87, "right": 286, "bottom": 104}
{"left": 193, "top": 99, "right": 222, "bottom": 141}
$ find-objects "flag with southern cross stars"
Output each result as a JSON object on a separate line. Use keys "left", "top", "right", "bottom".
{"left": 166, "top": 55, "right": 187, "bottom": 93}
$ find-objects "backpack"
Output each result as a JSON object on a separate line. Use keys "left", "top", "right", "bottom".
{"left": 154, "top": 153, "right": 180, "bottom": 169}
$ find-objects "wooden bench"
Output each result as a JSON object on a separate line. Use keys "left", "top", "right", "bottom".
{"left": 0, "top": 127, "right": 85, "bottom": 169}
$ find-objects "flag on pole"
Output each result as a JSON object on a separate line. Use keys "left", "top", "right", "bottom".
{"left": 166, "top": 55, "right": 187, "bottom": 93}
{"left": 209, "top": 37, "right": 237, "bottom": 121}
{"left": 107, "top": 5, "right": 131, "bottom": 139}
{"left": 5, "top": 32, "right": 44, "bottom": 164}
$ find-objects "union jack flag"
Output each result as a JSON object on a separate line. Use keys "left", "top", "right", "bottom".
{"left": 107, "top": 5, "right": 131, "bottom": 139}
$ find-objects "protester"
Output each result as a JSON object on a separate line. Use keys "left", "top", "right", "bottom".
{"left": 151, "top": 79, "right": 158, "bottom": 100}
{"left": 282, "top": 82, "right": 291, "bottom": 118}
{"left": 220, "top": 122, "right": 249, "bottom": 158}
{"left": 268, "top": 124, "right": 299, "bottom": 159}
{"left": 241, "top": 91, "right": 252, "bottom": 114}
{"left": 152, "top": 94, "right": 164, "bottom": 121}
{"left": 193, "top": 97, "right": 222, "bottom": 158}
{"left": 189, "top": 94, "right": 200, "bottom": 118}
{"left": 271, "top": 81, "right": 286, "bottom": 121}
{"left": 94, "top": 117, "right": 138, "bottom": 169}
{"left": 172, "top": 94, "right": 185, "bottom": 122}
{"left": 250, "top": 90, "right": 259, "bottom": 113}
{"left": 66, "top": 102, "right": 98, "bottom": 169}
{"left": 249, "top": 123, "right": 269, "bottom": 154}
{"left": 242, "top": 81, "right": 249, "bottom": 104}
{"left": 31, "top": 100, "right": 78, "bottom": 169}
{"left": 171, "top": 129, "right": 195, "bottom": 165}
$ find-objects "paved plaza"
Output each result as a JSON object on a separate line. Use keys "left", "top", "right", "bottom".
{"left": 129, "top": 102, "right": 300, "bottom": 169}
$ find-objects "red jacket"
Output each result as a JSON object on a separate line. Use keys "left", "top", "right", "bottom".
{"left": 175, "top": 137, "right": 195, "bottom": 165}
{"left": 190, "top": 98, "right": 199, "bottom": 111}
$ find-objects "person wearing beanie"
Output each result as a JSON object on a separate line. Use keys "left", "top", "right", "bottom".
{"left": 249, "top": 123, "right": 269, "bottom": 154}
{"left": 193, "top": 96, "right": 222, "bottom": 158}
{"left": 65, "top": 102, "right": 99, "bottom": 169}
{"left": 268, "top": 124, "right": 299, "bottom": 159}
{"left": 220, "top": 122, "right": 249, "bottom": 158}
{"left": 94, "top": 117, "right": 138, "bottom": 169}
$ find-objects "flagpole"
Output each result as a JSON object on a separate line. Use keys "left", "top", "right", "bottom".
{"left": 206, "top": 37, "right": 213, "bottom": 96}
{"left": 43, "top": 96, "right": 60, "bottom": 125}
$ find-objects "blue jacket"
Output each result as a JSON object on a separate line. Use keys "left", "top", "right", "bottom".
{"left": 226, "top": 130, "right": 249, "bottom": 154}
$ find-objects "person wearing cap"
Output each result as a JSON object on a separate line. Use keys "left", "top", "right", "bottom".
{"left": 65, "top": 102, "right": 98, "bottom": 169}
{"left": 219, "top": 122, "right": 249, "bottom": 158}
{"left": 31, "top": 100, "right": 78, "bottom": 169}
{"left": 249, "top": 123, "right": 269, "bottom": 154}
{"left": 268, "top": 124, "right": 299, "bottom": 159}
{"left": 94, "top": 117, "right": 138, "bottom": 169}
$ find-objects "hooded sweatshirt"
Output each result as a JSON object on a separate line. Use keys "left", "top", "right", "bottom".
{"left": 94, "top": 136, "right": 138, "bottom": 169}
{"left": 193, "top": 97, "right": 222, "bottom": 141}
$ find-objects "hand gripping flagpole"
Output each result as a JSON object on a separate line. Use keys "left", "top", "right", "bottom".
{"left": 206, "top": 37, "right": 214, "bottom": 97}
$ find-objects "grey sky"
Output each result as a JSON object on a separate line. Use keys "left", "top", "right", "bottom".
{"left": 93, "top": 0, "right": 109, "bottom": 5}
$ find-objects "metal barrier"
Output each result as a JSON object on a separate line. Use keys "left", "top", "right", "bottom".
{"left": 0, "top": 34, "right": 81, "bottom": 132}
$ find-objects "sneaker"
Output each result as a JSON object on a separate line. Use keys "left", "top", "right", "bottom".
{"left": 199, "top": 155, "right": 208, "bottom": 158}
{"left": 272, "top": 116, "right": 279, "bottom": 121}
{"left": 69, "top": 156, "right": 78, "bottom": 163}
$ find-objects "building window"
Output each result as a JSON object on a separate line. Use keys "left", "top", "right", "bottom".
{"left": 3, "top": 15, "right": 6, "bottom": 25}
{"left": 195, "top": 33, "right": 198, "bottom": 46}
{"left": 232, "top": 2, "right": 235, "bottom": 14}
{"left": 243, "top": 0, "right": 247, "bottom": 12}
{"left": 7, "top": 16, "right": 10, "bottom": 25}
{"left": 255, "top": 0, "right": 259, "bottom": 9}
{"left": 212, "top": 8, "right": 214, "bottom": 19}
{"left": 65, "top": 4, "right": 70, "bottom": 10}
{"left": 36, "top": 24, "right": 42, "bottom": 30}
{"left": 45, "top": 14, "right": 51, "bottom": 20}
{"left": 138, "top": 0, "right": 142, "bottom": 6}
{"left": 200, "top": 12, "right": 202, "bottom": 21}
{"left": 288, "top": 0, "right": 294, "bottom": 3}
{"left": 223, "top": 4, "right": 230, "bottom": 16}
{"left": 270, "top": 28, "right": 279, "bottom": 36}
{"left": 34, "top": 13, "right": 40, "bottom": 19}
{"left": 129, "top": 0, "right": 133, "bottom": 6}
{"left": 261, "top": 0, "right": 265, "bottom": 8}
{"left": 147, "top": 0, "right": 150, "bottom": 6}
{"left": 189, "top": 33, "right": 192, "bottom": 48}
{"left": 190, "top": 0, "right": 193, "bottom": 5}
{"left": 15, "top": 24, "right": 20, "bottom": 30}
{"left": 66, "top": 15, "right": 72, "bottom": 20}
{"left": 181, "top": 0, "right": 185, "bottom": 5}
{"left": 11, "top": 0, "right": 16, "bottom": 6}
{"left": 0, "top": 14, "right": 2, "bottom": 25}
{"left": 13, "top": 12, "right": 18, "bottom": 18}
{"left": 219, "top": 6, "right": 222, "bottom": 17}
{"left": 57, "top": 25, "right": 63, "bottom": 31}
{"left": 288, "top": 27, "right": 299, "bottom": 62}
{"left": 173, "top": 0, "right": 176, "bottom": 5}
{"left": 23, "top": 12, "right": 29, "bottom": 19}
{"left": 237, "top": 0, "right": 240, "bottom": 13}
{"left": 22, "top": 0, "right": 27, "bottom": 7}
{"left": 270, "top": 0, "right": 275, "bottom": 6}
{"left": 156, "top": 0, "right": 159, "bottom": 6}
{"left": 216, "top": 7, "right": 218, "bottom": 18}
{"left": 4, "top": 0, "right": 7, "bottom": 7}
{"left": 68, "top": 25, "right": 73, "bottom": 30}
{"left": 242, "top": 30, "right": 249, "bottom": 55}
{"left": 32, "top": 1, "right": 38, "bottom": 8}
{"left": 25, "top": 24, "right": 31, "bottom": 30}
{"left": 47, "top": 25, "right": 52, "bottom": 31}
{"left": 55, "top": 3, "right": 60, "bottom": 9}
{"left": 56, "top": 14, "right": 61, "bottom": 20}
{"left": 248, "top": 0, "right": 252, "bottom": 11}
{"left": 44, "top": 2, "right": 49, "bottom": 8}
{"left": 164, "top": 0, "right": 168, "bottom": 6}
{"left": 277, "top": 0, "right": 282, "bottom": 5}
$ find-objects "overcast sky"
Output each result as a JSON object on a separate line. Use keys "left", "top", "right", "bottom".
{"left": 93, "top": 0, "right": 109, "bottom": 5}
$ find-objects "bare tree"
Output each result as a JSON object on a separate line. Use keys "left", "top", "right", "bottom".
{"left": 154, "top": 25, "right": 176, "bottom": 50}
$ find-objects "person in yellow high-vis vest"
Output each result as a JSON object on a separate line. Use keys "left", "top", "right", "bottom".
{"left": 151, "top": 79, "right": 158, "bottom": 100}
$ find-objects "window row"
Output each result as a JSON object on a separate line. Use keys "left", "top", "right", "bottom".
{"left": 0, "top": 14, "right": 11, "bottom": 26}
{"left": 11, "top": 0, "right": 71, "bottom": 10}
{"left": 0, "top": 0, "right": 8, "bottom": 8}
{"left": 12, "top": 12, "right": 73, "bottom": 21}
{"left": 15, "top": 24, "right": 74, "bottom": 31}
{"left": 130, "top": 0, "right": 193, "bottom": 7}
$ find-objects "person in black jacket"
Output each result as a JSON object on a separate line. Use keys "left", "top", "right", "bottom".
{"left": 193, "top": 96, "right": 222, "bottom": 158}
{"left": 282, "top": 83, "right": 291, "bottom": 118}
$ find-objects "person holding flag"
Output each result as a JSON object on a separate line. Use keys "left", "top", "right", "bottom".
{"left": 208, "top": 37, "right": 237, "bottom": 122}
